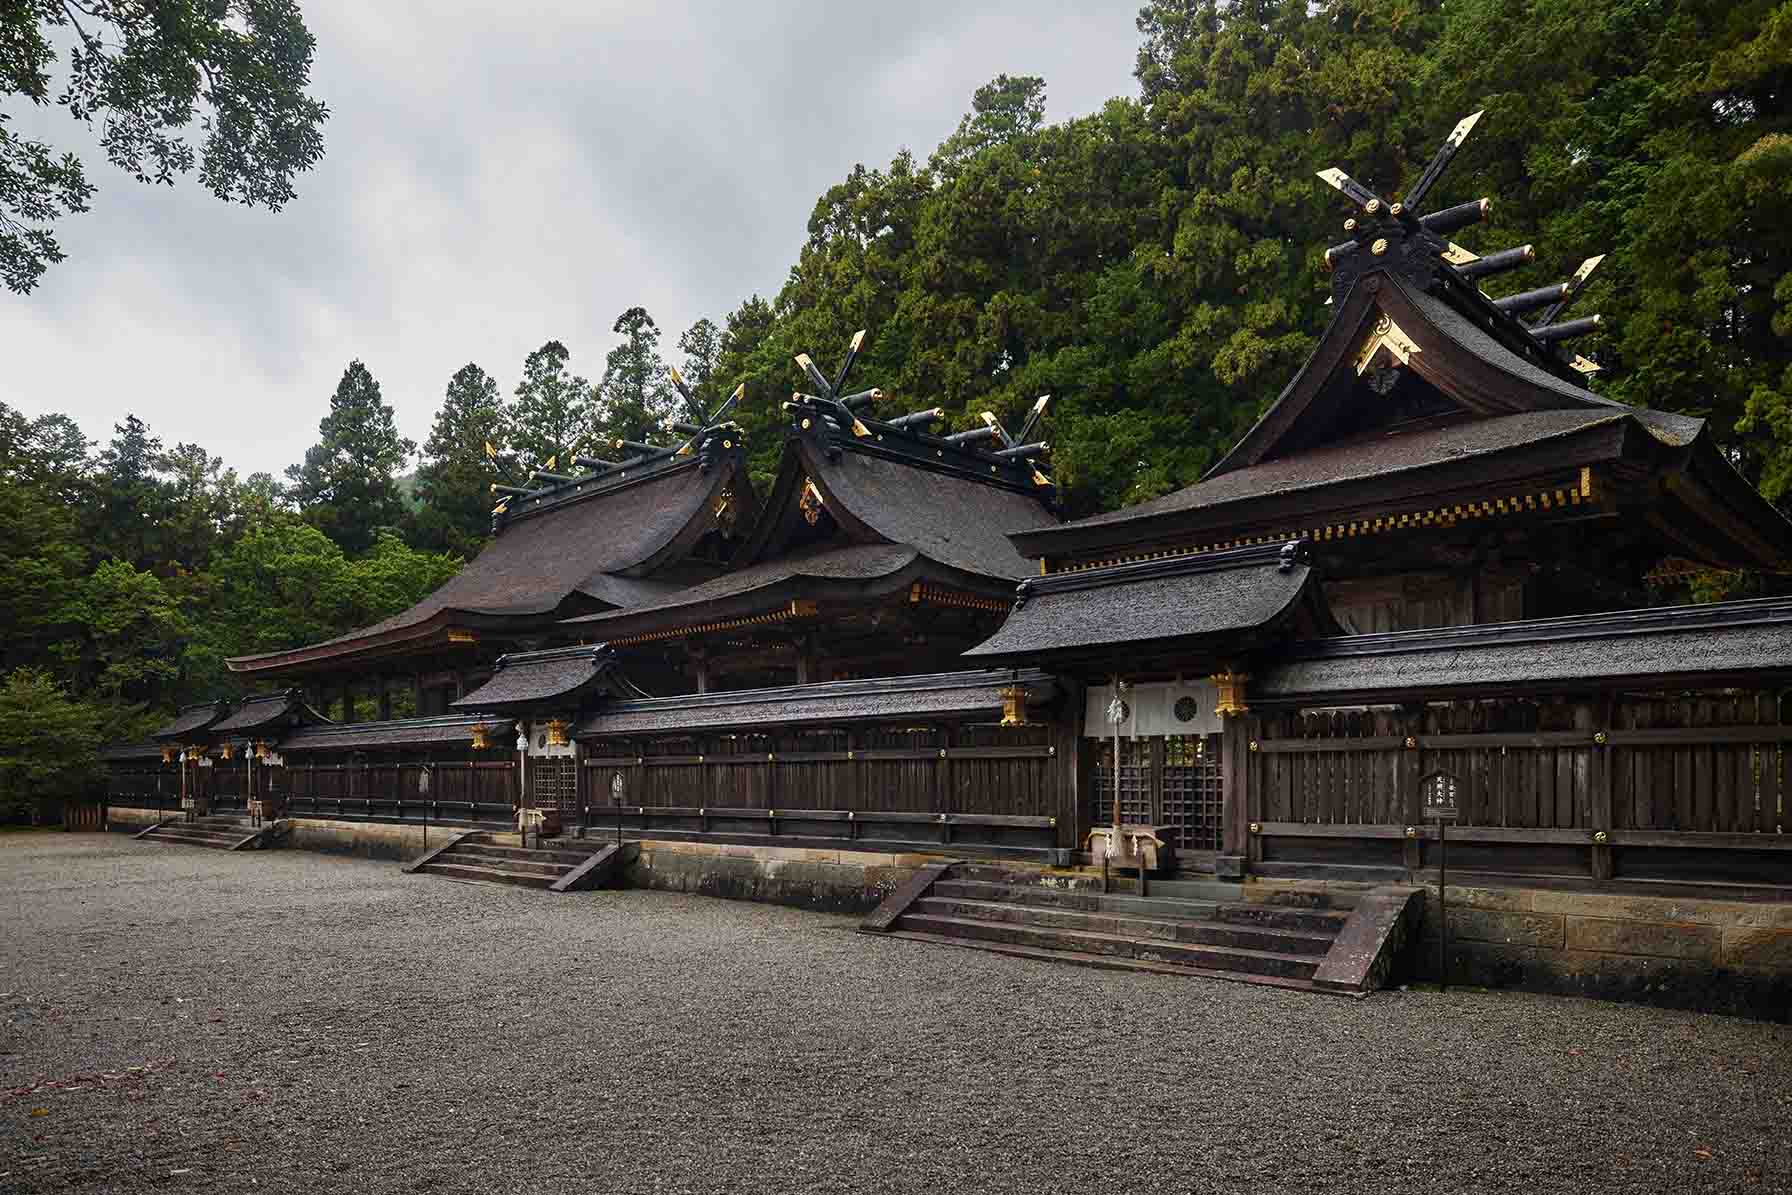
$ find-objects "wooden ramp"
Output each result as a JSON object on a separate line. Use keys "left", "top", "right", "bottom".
{"left": 863, "top": 863, "right": 1397, "bottom": 995}
{"left": 405, "top": 834, "right": 629, "bottom": 893}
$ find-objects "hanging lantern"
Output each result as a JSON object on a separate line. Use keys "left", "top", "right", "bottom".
{"left": 1211, "top": 671, "right": 1251, "bottom": 718}
{"left": 160, "top": 745, "right": 177, "bottom": 765}
{"left": 470, "top": 722, "right": 495, "bottom": 750}
{"left": 998, "top": 684, "right": 1030, "bottom": 727}
{"left": 218, "top": 742, "right": 235, "bottom": 761}
{"left": 253, "top": 740, "right": 272, "bottom": 762}
{"left": 545, "top": 719, "right": 571, "bottom": 747}
{"left": 184, "top": 745, "right": 204, "bottom": 763}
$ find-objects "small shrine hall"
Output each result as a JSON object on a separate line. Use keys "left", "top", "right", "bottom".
{"left": 101, "top": 112, "right": 1792, "bottom": 1011}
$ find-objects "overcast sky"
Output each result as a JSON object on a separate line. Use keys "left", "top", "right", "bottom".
{"left": 5, "top": 2, "right": 1142, "bottom": 478}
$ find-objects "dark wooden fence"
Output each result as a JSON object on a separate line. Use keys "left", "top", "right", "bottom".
{"left": 1244, "top": 690, "right": 1789, "bottom": 889}
{"left": 578, "top": 719, "right": 1073, "bottom": 857}
{"left": 275, "top": 754, "right": 516, "bottom": 824}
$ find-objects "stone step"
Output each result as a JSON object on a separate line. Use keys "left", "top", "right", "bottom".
{"left": 1213, "top": 902, "right": 1352, "bottom": 934}
{"left": 1103, "top": 876, "right": 1248, "bottom": 903}
{"left": 931, "top": 879, "right": 1222, "bottom": 923}
{"left": 908, "top": 897, "right": 1335, "bottom": 955}
{"left": 457, "top": 842, "right": 595, "bottom": 867}
{"left": 880, "top": 930, "right": 1339, "bottom": 994}
{"left": 142, "top": 828, "right": 246, "bottom": 849}
{"left": 418, "top": 862, "right": 558, "bottom": 889}
{"left": 894, "top": 913, "right": 1322, "bottom": 980}
{"left": 436, "top": 849, "right": 570, "bottom": 879}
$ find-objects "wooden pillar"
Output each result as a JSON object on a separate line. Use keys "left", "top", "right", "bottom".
{"left": 339, "top": 680, "right": 357, "bottom": 725}
{"left": 1590, "top": 694, "right": 1614, "bottom": 881}
{"left": 1399, "top": 703, "right": 1424, "bottom": 876}
{"left": 693, "top": 649, "right": 710, "bottom": 695}
{"left": 1059, "top": 678, "right": 1087, "bottom": 853}
{"left": 1220, "top": 715, "right": 1251, "bottom": 859}
{"left": 378, "top": 676, "right": 393, "bottom": 723}
{"left": 411, "top": 673, "right": 424, "bottom": 718}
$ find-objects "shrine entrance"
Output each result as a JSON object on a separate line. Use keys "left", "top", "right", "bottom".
{"left": 1087, "top": 681, "right": 1226, "bottom": 863}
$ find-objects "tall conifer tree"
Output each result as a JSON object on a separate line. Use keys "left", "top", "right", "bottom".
{"left": 414, "top": 363, "right": 506, "bottom": 557}
{"left": 286, "top": 360, "right": 415, "bottom": 555}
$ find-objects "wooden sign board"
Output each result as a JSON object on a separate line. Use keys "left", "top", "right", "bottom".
{"left": 1421, "top": 769, "right": 1461, "bottom": 821}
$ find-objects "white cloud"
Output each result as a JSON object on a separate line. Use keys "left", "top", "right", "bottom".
{"left": 1, "top": 1, "right": 1139, "bottom": 474}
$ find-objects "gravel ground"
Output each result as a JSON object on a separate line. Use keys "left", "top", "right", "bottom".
{"left": 2, "top": 834, "right": 1789, "bottom": 1195}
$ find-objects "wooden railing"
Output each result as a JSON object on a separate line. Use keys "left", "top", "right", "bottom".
{"left": 1244, "top": 692, "right": 1789, "bottom": 888}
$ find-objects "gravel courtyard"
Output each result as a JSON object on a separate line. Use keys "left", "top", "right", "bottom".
{"left": 2, "top": 835, "right": 1788, "bottom": 1194}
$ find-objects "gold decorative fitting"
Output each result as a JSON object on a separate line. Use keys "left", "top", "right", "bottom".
{"left": 1248, "top": 740, "right": 1259, "bottom": 753}
{"left": 938, "top": 813, "right": 948, "bottom": 823}
{"left": 544, "top": 719, "right": 570, "bottom": 747}
{"left": 1406, "top": 826, "right": 1419, "bottom": 839}
{"left": 1344, "top": 217, "right": 1357, "bottom": 233}
{"left": 1248, "top": 822, "right": 1262, "bottom": 835}
{"left": 161, "top": 746, "right": 177, "bottom": 764}
{"left": 998, "top": 684, "right": 1029, "bottom": 727}
{"left": 1212, "top": 671, "right": 1250, "bottom": 717}
{"left": 1354, "top": 312, "right": 1420, "bottom": 375}
{"left": 767, "top": 752, "right": 775, "bottom": 761}
{"left": 938, "top": 748, "right": 948, "bottom": 759}
{"left": 470, "top": 723, "right": 494, "bottom": 750}
{"left": 1404, "top": 736, "right": 1418, "bottom": 750}
{"left": 1593, "top": 731, "right": 1608, "bottom": 746}
{"left": 800, "top": 418, "right": 812, "bottom": 430}
{"left": 1370, "top": 237, "right": 1388, "bottom": 256}
{"left": 800, "top": 476, "right": 825, "bottom": 525}
{"left": 1592, "top": 830, "right": 1610, "bottom": 845}
{"left": 1048, "top": 817, "right": 1056, "bottom": 828}
{"left": 447, "top": 629, "right": 477, "bottom": 644}
{"left": 217, "top": 743, "right": 234, "bottom": 761}
{"left": 847, "top": 749, "right": 855, "bottom": 760}
{"left": 1389, "top": 202, "right": 1404, "bottom": 216}
{"left": 1047, "top": 746, "right": 1056, "bottom": 757}
{"left": 697, "top": 754, "right": 704, "bottom": 763}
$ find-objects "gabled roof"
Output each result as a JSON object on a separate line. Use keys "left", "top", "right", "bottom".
{"left": 452, "top": 645, "right": 647, "bottom": 715}
{"left": 736, "top": 411, "right": 1057, "bottom": 580}
{"left": 1256, "top": 595, "right": 1792, "bottom": 703}
{"left": 228, "top": 430, "right": 745, "bottom": 675}
{"left": 965, "top": 540, "right": 1338, "bottom": 671}
{"left": 210, "top": 690, "right": 330, "bottom": 735}
{"left": 576, "top": 668, "right": 1058, "bottom": 736}
{"left": 100, "top": 741, "right": 169, "bottom": 762}
{"left": 152, "top": 700, "right": 231, "bottom": 741}
{"left": 1010, "top": 274, "right": 1792, "bottom": 570}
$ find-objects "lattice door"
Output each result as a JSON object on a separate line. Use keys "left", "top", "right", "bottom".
{"left": 530, "top": 757, "right": 577, "bottom": 816}
{"left": 1091, "top": 738, "right": 1152, "bottom": 827}
{"left": 1162, "top": 734, "right": 1223, "bottom": 852}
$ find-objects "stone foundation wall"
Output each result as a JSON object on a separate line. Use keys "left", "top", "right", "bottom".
{"left": 281, "top": 818, "right": 523, "bottom": 862}
{"left": 626, "top": 840, "right": 930, "bottom": 915}
{"left": 106, "top": 807, "right": 169, "bottom": 831}
{"left": 1248, "top": 877, "right": 1792, "bottom": 1021}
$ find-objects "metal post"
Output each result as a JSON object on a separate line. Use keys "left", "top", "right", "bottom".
{"left": 1437, "top": 820, "right": 1448, "bottom": 993}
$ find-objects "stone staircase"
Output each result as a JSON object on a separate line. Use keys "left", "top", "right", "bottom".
{"left": 406, "top": 834, "right": 622, "bottom": 892}
{"left": 867, "top": 864, "right": 1354, "bottom": 992}
{"left": 137, "top": 814, "right": 272, "bottom": 851}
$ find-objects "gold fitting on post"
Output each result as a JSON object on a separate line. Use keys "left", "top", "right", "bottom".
{"left": 1406, "top": 826, "right": 1419, "bottom": 839}
{"left": 1594, "top": 731, "right": 1608, "bottom": 746}
{"left": 1371, "top": 238, "right": 1389, "bottom": 256}
{"left": 1592, "top": 830, "right": 1610, "bottom": 844}
{"left": 1389, "top": 202, "right": 1404, "bottom": 216}
{"left": 1248, "top": 740, "right": 1259, "bottom": 753}
{"left": 1248, "top": 822, "right": 1262, "bottom": 835}
{"left": 1344, "top": 217, "right": 1358, "bottom": 233}
{"left": 938, "top": 748, "right": 947, "bottom": 758}
{"left": 1404, "top": 736, "right": 1418, "bottom": 750}
{"left": 1364, "top": 198, "right": 1381, "bottom": 215}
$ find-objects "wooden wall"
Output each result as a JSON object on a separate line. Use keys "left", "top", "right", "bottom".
{"left": 1244, "top": 690, "right": 1790, "bottom": 890}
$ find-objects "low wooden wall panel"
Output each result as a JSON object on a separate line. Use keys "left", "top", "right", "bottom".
{"left": 1247, "top": 690, "right": 1789, "bottom": 891}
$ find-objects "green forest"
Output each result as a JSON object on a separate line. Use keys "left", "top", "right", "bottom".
{"left": 3, "top": 0, "right": 1789, "bottom": 817}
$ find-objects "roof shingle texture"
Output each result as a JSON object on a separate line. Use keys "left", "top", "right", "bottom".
{"left": 563, "top": 544, "right": 920, "bottom": 628}
{"left": 278, "top": 716, "right": 516, "bottom": 752}
{"left": 211, "top": 693, "right": 301, "bottom": 733}
{"left": 1048, "top": 407, "right": 1699, "bottom": 535}
{"left": 153, "top": 704, "right": 226, "bottom": 740}
{"left": 965, "top": 559, "right": 1316, "bottom": 658}
{"left": 453, "top": 648, "right": 613, "bottom": 708}
{"left": 578, "top": 669, "right": 1055, "bottom": 735}
{"left": 231, "top": 463, "right": 721, "bottom": 663}
{"left": 1257, "top": 599, "right": 1792, "bottom": 699}
{"left": 818, "top": 449, "right": 1055, "bottom": 580}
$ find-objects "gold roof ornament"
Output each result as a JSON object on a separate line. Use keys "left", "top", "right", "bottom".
{"left": 800, "top": 476, "right": 826, "bottom": 526}
{"left": 1354, "top": 312, "right": 1422, "bottom": 376}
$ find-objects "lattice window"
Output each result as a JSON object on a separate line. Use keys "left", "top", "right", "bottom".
{"left": 1091, "top": 738, "right": 1151, "bottom": 826}
{"left": 530, "top": 757, "right": 577, "bottom": 814}
{"left": 1162, "top": 733, "right": 1223, "bottom": 852}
